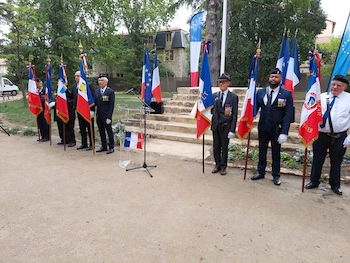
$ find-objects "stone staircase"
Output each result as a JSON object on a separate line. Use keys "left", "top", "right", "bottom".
{"left": 121, "top": 87, "right": 306, "bottom": 152}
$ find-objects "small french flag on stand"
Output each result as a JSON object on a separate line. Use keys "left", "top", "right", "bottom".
{"left": 124, "top": 132, "right": 144, "bottom": 149}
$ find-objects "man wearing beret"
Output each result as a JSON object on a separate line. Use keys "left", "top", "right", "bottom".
{"left": 251, "top": 68, "right": 294, "bottom": 185}
{"left": 211, "top": 73, "right": 239, "bottom": 175}
{"left": 305, "top": 74, "right": 350, "bottom": 195}
{"left": 95, "top": 75, "right": 115, "bottom": 154}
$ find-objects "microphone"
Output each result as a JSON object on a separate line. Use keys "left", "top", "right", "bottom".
{"left": 125, "top": 87, "right": 134, "bottom": 94}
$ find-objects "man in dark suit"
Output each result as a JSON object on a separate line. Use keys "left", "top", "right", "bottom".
{"left": 211, "top": 73, "right": 239, "bottom": 175}
{"left": 72, "top": 71, "right": 95, "bottom": 151}
{"left": 251, "top": 68, "right": 294, "bottom": 185}
{"left": 95, "top": 74, "right": 115, "bottom": 154}
{"left": 36, "top": 79, "right": 49, "bottom": 142}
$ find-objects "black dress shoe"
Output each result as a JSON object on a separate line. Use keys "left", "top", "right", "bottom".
{"left": 251, "top": 174, "right": 264, "bottom": 180}
{"left": 68, "top": 142, "right": 76, "bottom": 147}
{"left": 220, "top": 168, "right": 227, "bottom": 176}
{"left": 41, "top": 138, "right": 49, "bottom": 142}
{"left": 57, "top": 141, "right": 64, "bottom": 145}
{"left": 96, "top": 147, "right": 107, "bottom": 153}
{"left": 106, "top": 148, "right": 114, "bottom": 154}
{"left": 273, "top": 176, "right": 281, "bottom": 186}
{"left": 86, "top": 146, "right": 92, "bottom": 151}
{"left": 212, "top": 167, "right": 221, "bottom": 173}
{"left": 331, "top": 186, "right": 342, "bottom": 195}
{"left": 305, "top": 182, "right": 319, "bottom": 189}
{"left": 77, "top": 145, "right": 87, "bottom": 150}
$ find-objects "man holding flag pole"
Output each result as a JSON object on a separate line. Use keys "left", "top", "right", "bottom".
{"left": 211, "top": 71, "right": 238, "bottom": 176}
{"left": 304, "top": 14, "right": 350, "bottom": 195}
{"left": 76, "top": 43, "right": 96, "bottom": 154}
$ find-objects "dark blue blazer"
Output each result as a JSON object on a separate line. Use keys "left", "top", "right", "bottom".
{"left": 95, "top": 87, "right": 115, "bottom": 120}
{"left": 256, "top": 87, "right": 293, "bottom": 134}
{"left": 211, "top": 90, "right": 239, "bottom": 132}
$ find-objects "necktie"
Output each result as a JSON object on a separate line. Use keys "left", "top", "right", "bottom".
{"left": 320, "top": 96, "right": 336, "bottom": 128}
{"left": 221, "top": 92, "right": 224, "bottom": 107}
{"left": 269, "top": 90, "right": 274, "bottom": 105}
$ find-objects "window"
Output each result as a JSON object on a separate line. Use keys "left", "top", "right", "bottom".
{"left": 166, "top": 33, "right": 171, "bottom": 42}
{"left": 148, "top": 36, "right": 154, "bottom": 43}
{"left": 165, "top": 50, "right": 174, "bottom": 61}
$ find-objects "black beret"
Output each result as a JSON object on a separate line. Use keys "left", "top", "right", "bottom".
{"left": 218, "top": 73, "right": 231, "bottom": 81}
{"left": 270, "top": 68, "right": 282, "bottom": 75}
{"left": 36, "top": 78, "right": 42, "bottom": 83}
{"left": 333, "top": 74, "right": 349, "bottom": 85}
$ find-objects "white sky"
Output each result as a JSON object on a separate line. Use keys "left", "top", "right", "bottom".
{"left": 170, "top": 1, "right": 349, "bottom": 35}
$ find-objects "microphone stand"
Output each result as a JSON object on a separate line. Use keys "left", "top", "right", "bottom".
{"left": 0, "top": 124, "right": 10, "bottom": 136}
{"left": 125, "top": 89, "right": 156, "bottom": 177}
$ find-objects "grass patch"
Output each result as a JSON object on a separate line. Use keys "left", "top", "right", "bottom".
{"left": 0, "top": 92, "right": 176, "bottom": 128}
{"left": 0, "top": 99, "right": 37, "bottom": 127}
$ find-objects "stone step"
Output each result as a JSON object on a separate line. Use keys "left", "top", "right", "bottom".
{"left": 122, "top": 118, "right": 303, "bottom": 143}
{"left": 123, "top": 125, "right": 304, "bottom": 152}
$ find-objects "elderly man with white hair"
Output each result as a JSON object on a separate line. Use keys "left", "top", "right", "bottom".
{"left": 95, "top": 74, "right": 115, "bottom": 154}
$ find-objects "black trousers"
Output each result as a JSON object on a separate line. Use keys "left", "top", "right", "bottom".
{"left": 37, "top": 111, "right": 49, "bottom": 140}
{"left": 77, "top": 114, "right": 94, "bottom": 147}
{"left": 212, "top": 124, "right": 230, "bottom": 169}
{"left": 310, "top": 132, "right": 347, "bottom": 188}
{"left": 257, "top": 130, "right": 281, "bottom": 177}
{"left": 57, "top": 116, "right": 76, "bottom": 144}
{"left": 96, "top": 117, "right": 114, "bottom": 149}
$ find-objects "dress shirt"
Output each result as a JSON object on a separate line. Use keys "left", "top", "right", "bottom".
{"left": 221, "top": 90, "right": 228, "bottom": 107}
{"left": 319, "top": 91, "right": 350, "bottom": 133}
{"left": 100, "top": 87, "right": 107, "bottom": 94}
{"left": 264, "top": 87, "right": 280, "bottom": 105}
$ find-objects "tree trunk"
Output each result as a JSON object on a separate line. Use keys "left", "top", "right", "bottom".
{"left": 15, "top": 29, "right": 27, "bottom": 106}
{"left": 205, "top": 0, "right": 231, "bottom": 83}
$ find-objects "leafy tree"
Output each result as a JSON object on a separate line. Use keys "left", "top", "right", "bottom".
{"left": 228, "top": 0, "right": 326, "bottom": 87}
{"left": 317, "top": 37, "right": 341, "bottom": 76}
{"left": 0, "top": 0, "right": 42, "bottom": 106}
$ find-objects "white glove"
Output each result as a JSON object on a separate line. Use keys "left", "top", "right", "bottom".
{"left": 48, "top": 101, "right": 56, "bottom": 110}
{"left": 343, "top": 134, "right": 350, "bottom": 148}
{"left": 277, "top": 134, "right": 288, "bottom": 144}
{"left": 106, "top": 118, "right": 112, "bottom": 125}
{"left": 227, "top": 131, "right": 235, "bottom": 139}
{"left": 90, "top": 111, "right": 95, "bottom": 119}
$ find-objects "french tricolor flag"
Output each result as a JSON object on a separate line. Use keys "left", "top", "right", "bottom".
{"left": 284, "top": 36, "right": 301, "bottom": 99}
{"left": 124, "top": 132, "right": 144, "bottom": 149}
{"left": 190, "top": 12, "right": 204, "bottom": 87}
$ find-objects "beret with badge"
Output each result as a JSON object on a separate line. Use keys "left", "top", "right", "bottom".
{"left": 333, "top": 74, "right": 349, "bottom": 85}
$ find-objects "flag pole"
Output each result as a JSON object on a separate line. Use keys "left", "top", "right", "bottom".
{"left": 243, "top": 39, "right": 261, "bottom": 180}
{"left": 59, "top": 54, "right": 67, "bottom": 151}
{"left": 220, "top": 0, "right": 228, "bottom": 74}
{"left": 301, "top": 148, "right": 307, "bottom": 192}
{"left": 243, "top": 132, "right": 251, "bottom": 180}
{"left": 47, "top": 56, "right": 52, "bottom": 146}
{"left": 202, "top": 135, "right": 205, "bottom": 173}
{"left": 29, "top": 56, "right": 41, "bottom": 143}
{"left": 326, "top": 13, "right": 350, "bottom": 92}
{"left": 79, "top": 41, "right": 95, "bottom": 156}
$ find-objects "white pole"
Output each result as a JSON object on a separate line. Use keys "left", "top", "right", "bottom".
{"left": 220, "top": 0, "right": 228, "bottom": 74}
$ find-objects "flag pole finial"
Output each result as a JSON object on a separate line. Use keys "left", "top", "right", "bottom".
{"left": 283, "top": 27, "right": 286, "bottom": 35}
{"left": 79, "top": 40, "right": 83, "bottom": 53}
{"left": 60, "top": 53, "right": 63, "bottom": 63}
{"left": 47, "top": 55, "right": 51, "bottom": 65}
{"left": 294, "top": 29, "right": 298, "bottom": 38}
{"left": 287, "top": 29, "right": 290, "bottom": 37}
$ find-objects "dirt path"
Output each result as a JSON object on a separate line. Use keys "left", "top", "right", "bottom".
{"left": 0, "top": 134, "right": 349, "bottom": 262}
